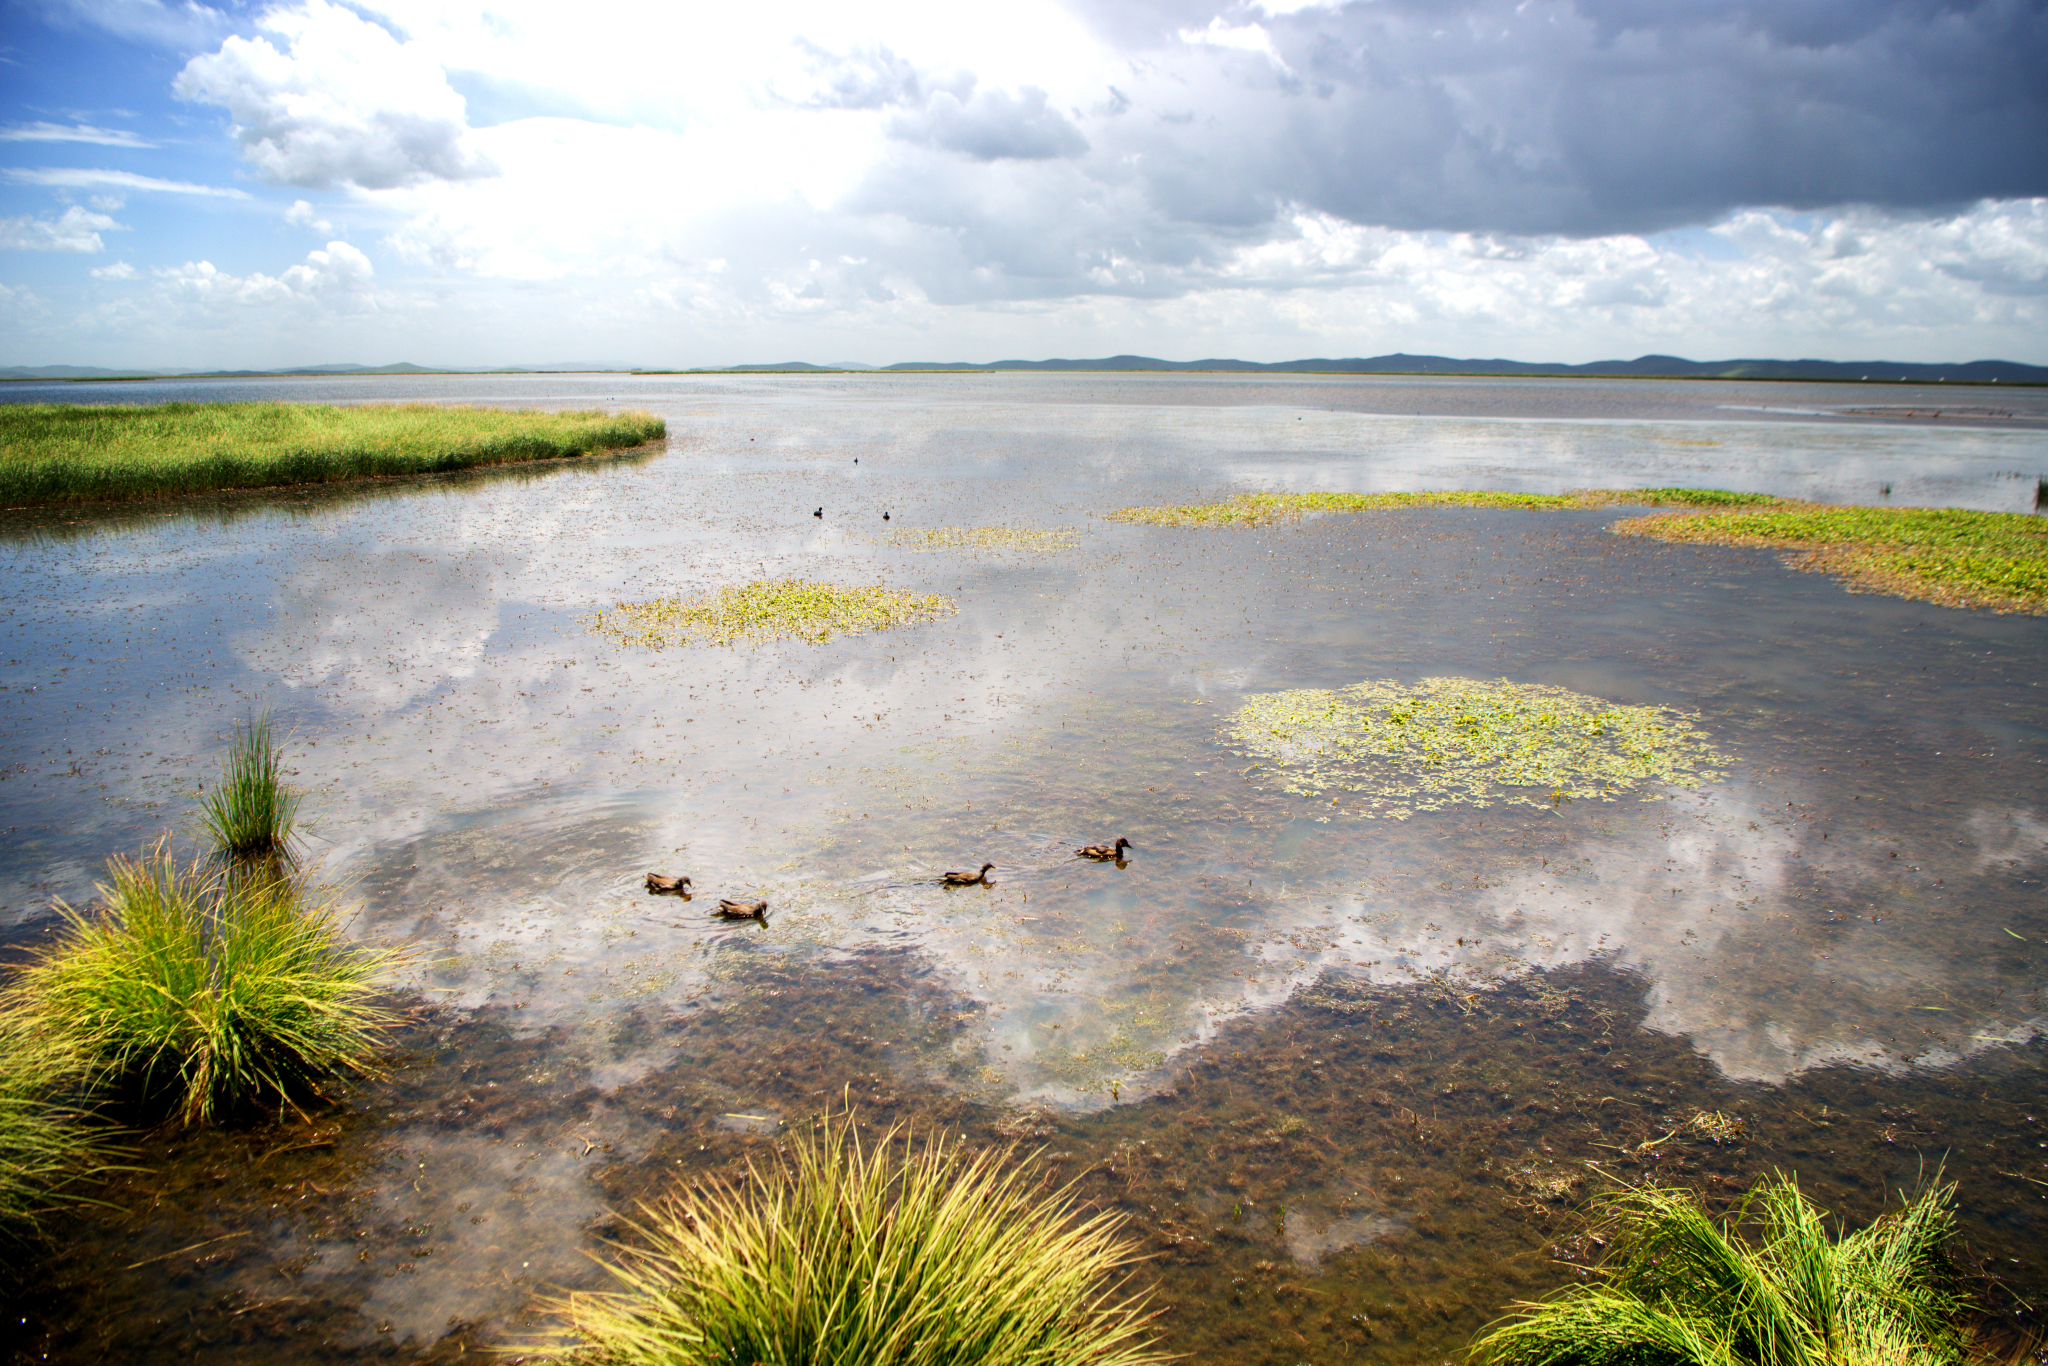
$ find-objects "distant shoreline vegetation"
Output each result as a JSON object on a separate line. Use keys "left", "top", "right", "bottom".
{"left": 0, "top": 402, "right": 666, "bottom": 508}
{"left": 1108, "top": 489, "right": 2048, "bottom": 615}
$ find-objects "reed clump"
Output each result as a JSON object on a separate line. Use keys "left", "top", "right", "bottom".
{"left": 200, "top": 712, "right": 301, "bottom": 869}
{"left": 5, "top": 846, "right": 403, "bottom": 1126}
{"left": 592, "top": 578, "right": 956, "bottom": 649}
{"left": 548, "top": 1112, "right": 1166, "bottom": 1366}
{"left": 1471, "top": 1171, "right": 1988, "bottom": 1366}
{"left": 0, "top": 1012, "right": 121, "bottom": 1265}
{"left": 0, "top": 401, "right": 665, "bottom": 507}
{"left": 886, "top": 525, "right": 1081, "bottom": 554}
{"left": 1106, "top": 487, "right": 1777, "bottom": 528}
{"left": 1611, "top": 502, "right": 2048, "bottom": 614}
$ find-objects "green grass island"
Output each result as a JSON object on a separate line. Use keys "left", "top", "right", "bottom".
{"left": 0, "top": 401, "right": 667, "bottom": 508}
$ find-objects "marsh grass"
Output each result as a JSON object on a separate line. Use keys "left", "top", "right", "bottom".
{"left": 1611, "top": 503, "right": 2048, "bottom": 614}
{"left": 0, "top": 1012, "right": 123, "bottom": 1266}
{"left": 7, "top": 845, "right": 403, "bottom": 1126}
{"left": 548, "top": 1112, "right": 1166, "bottom": 1366}
{"left": 1471, "top": 1172, "right": 1981, "bottom": 1366}
{"left": 886, "top": 525, "right": 1082, "bottom": 554}
{"left": 1107, "top": 487, "right": 1777, "bottom": 528}
{"left": 200, "top": 712, "right": 301, "bottom": 870}
{"left": 0, "top": 401, "right": 665, "bottom": 507}
{"left": 592, "top": 579, "right": 956, "bottom": 649}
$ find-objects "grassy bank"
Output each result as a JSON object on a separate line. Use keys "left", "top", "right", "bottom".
{"left": 1108, "top": 488, "right": 2048, "bottom": 613}
{"left": 0, "top": 401, "right": 666, "bottom": 507}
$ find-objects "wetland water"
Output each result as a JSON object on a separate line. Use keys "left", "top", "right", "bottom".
{"left": 4, "top": 372, "right": 2048, "bottom": 1363}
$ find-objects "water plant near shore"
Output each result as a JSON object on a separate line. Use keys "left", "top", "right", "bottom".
{"left": 886, "top": 525, "right": 1082, "bottom": 554}
{"left": 0, "top": 1013, "right": 120, "bottom": 1268}
{"left": 1471, "top": 1171, "right": 1982, "bottom": 1366}
{"left": 6, "top": 846, "right": 403, "bottom": 1126}
{"left": 592, "top": 578, "right": 956, "bottom": 649}
{"left": 1612, "top": 503, "right": 2048, "bottom": 614}
{"left": 0, "top": 401, "right": 665, "bottom": 507}
{"left": 548, "top": 1111, "right": 1166, "bottom": 1366}
{"left": 199, "top": 712, "right": 301, "bottom": 870}
{"left": 1107, "top": 487, "right": 1777, "bottom": 528}
{"left": 1225, "top": 675, "right": 1724, "bottom": 819}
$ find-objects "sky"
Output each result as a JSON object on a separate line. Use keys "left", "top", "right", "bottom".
{"left": 0, "top": 0, "right": 2044, "bottom": 369}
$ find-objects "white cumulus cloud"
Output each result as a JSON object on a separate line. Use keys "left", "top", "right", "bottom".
{"left": 174, "top": 0, "right": 496, "bottom": 190}
{"left": 90, "top": 259, "right": 139, "bottom": 279}
{"left": 0, "top": 205, "right": 122, "bottom": 252}
{"left": 158, "top": 238, "right": 375, "bottom": 314}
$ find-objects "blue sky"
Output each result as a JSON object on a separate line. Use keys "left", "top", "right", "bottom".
{"left": 2, "top": 0, "right": 2044, "bottom": 369}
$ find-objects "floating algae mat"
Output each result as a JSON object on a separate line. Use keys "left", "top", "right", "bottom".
{"left": 591, "top": 578, "right": 956, "bottom": 648}
{"left": 1224, "top": 676, "right": 1726, "bottom": 819}
{"left": 885, "top": 525, "right": 1080, "bottom": 554}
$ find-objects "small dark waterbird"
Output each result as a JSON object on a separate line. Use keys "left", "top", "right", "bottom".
{"left": 715, "top": 899, "right": 769, "bottom": 923}
{"left": 882, "top": 511, "right": 890, "bottom": 520}
{"left": 814, "top": 507, "right": 823, "bottom": 518}
{"left": 1075, "top": 838, "right": 1132, "bottom": 861}
{"left": 941, "top": 863, "right": 995, "bottom": 886}
{"left": 645, "top": 873, "right": 692, "bottom": 895}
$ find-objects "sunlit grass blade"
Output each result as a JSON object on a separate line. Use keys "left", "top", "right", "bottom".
{"left": 200, "top": 711, "right": 302, "bottom": 868}
{"left": 1470, "top": 1171, "right": 1978, "bottom": 1366}
{"left": 546, "top": 1111, "right": 1168, "bottom": 1366}
{"left": 6, "top": 843, "right": 405, "bottom": 1126}
{"left": 0, "top": 1009, "right": 125, "bottom": 1271}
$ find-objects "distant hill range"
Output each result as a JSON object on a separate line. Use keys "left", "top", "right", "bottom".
{"left": 6, "top": 354, "right": 2044, "bottom": 383}
{"left": 723, "top": 353, "right": 2048, "bottom": 383}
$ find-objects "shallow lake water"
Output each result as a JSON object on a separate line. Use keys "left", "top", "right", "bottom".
{"left": 4, "top": 373, "right": 2047, "bottom": 1363}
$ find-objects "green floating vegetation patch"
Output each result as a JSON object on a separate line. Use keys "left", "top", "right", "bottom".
{"left": 887, "top": 525, "right": 1081, "bottom": 554}
{"left": 1614, "top": 502, "right": 2048, "bottom": 614}
{"left": 0, "top": 401, "right": 666, "bottom": 507}
{"left": 1107, "top": 487, "right": 1777, "bottom": 527}
{"left": 593, "top": 578, "right": 957, "bottom": 649}
{"left": 1224, "top": 676, "right": 1724, "bottom": 820}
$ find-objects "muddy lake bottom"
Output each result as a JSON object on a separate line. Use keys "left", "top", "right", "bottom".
{"left": 3, "top": 373, "right": 2047, "bottom": 1363}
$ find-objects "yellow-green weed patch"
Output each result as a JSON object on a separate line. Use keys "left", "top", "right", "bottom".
{"left": 1107, "top": 487, "right": 1775, "bottom": 527}
{"left": 593, "top": 578, "right": 956, "bottom": 649}
{"left": 887, "top": 525, "right": 1081, "bottom": 554}
{"left": 1612, "top": 502, "right": 2048, "bottom": 614}
{"left": 1224, "top": 676, "right": 1724, "bottom": 820}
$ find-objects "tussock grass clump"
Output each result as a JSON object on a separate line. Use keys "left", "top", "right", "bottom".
{"left": 200, "top": 712, "right": 301, "bottom": 869}
{"left": 549, "top": 1113, "right": 1165, "bottom": 1366}
{"left": 1226, "top": 676, "right": 1724, "bottom": 820}
{"left": 6, "top": 846, "right": 402, "bottom": 1126}
{"left": 592, "top": 579, "right": 956, "bottom": 649}
{"left": 1107, "top": 487, "right": 1774, "bottom": 528}
{"left": 1472, "top": 1172, "right": 1981, "bottom": 1366}
{"left": 0, "top": 1013, "right": 121, "bottom": 1264}
{"left": 1612, "top": 502, "right": 2048, "bottom": 614}
{"left": 887, "top": 525, "right": 1081, "bottom": 554}
{"left": 0, "top": 401, "right": 665, "bottom": 507}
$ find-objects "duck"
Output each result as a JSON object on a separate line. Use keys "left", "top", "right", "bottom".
{"left": 813, "top": 507, "right": 824, "bottom": 518}
{"left": 941, "top": 863, "right": 995, "bottom": 886}
{"left": 715, "top": 899, "right": 769, "bottom": 923}
{"left": 1074, "top": 838, "right": 1132, "bottom": 861}
{"left": 645, "top": 873, "right": 693, "bottom": 895}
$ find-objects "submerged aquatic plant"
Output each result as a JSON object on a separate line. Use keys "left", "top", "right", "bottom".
{"left": 1107, "top": 488, "right": 1776, "bottom": 528}
{"left": 1612, "top": 503, "right": 2048, "bottom": 615}
{"left": 1471, "top": 1172, "right": 1980, "bottom": 1366}
{"left": 886, "top": 525, "right": 1081, "bottom": 554}
{"left": 549, "top": 1112, "right": 1166, "bottom": 1366}
{"left": 592, "top": 578, "right": 956, "bottom": 649}
{"left": 1225, "top": 676, "right": 1724, "bottom": 819}
{"left": 7, "top": 844, "right": 403, "bottom": 1126}
{"left": 200, "top": 712, "right": 302, "bottom": 868}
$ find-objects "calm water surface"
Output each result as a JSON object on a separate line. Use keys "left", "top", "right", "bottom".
{"left": 4, "top": 374, "right": 2046, "bottom": 1363}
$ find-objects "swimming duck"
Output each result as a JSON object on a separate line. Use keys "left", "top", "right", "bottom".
{"left": 813, "top": 507, "right": 824, "bottom": 518}
{"left": 646, "top": 873, "right": 693, "bottom": 895}
{"left": 1074, "top": 838, "right": 1132, "bottom": 861}
{"left": 941, "top": 863, "right": 995, "bottom": 886}
{"left": 715, "top": 899, "right": 769, "bottom": 923}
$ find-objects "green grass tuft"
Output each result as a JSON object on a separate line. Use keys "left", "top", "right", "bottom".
{"left": 1107, "top": 488, "right": 1778, "bottom": 527}
{"left": 6, "top": 844, "right": 403, "bottom": 1126}
{"left": 547, "top": 1111, "right": 1167, "bottom": 1366}
{"left": 0, "top": 401, "right": 666, "bottom": 507}
{"left": 591, "top": 578, "right": 957, "bottom": 649}
{"left": 200, "top": 712, "right": 302, "bottom": 869}
{"left": 1470, "top": 1171, "right": 1981, "bottom": 1366}
{"left": 0, "top": 1010, "right": 123, "bottom": 1268}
